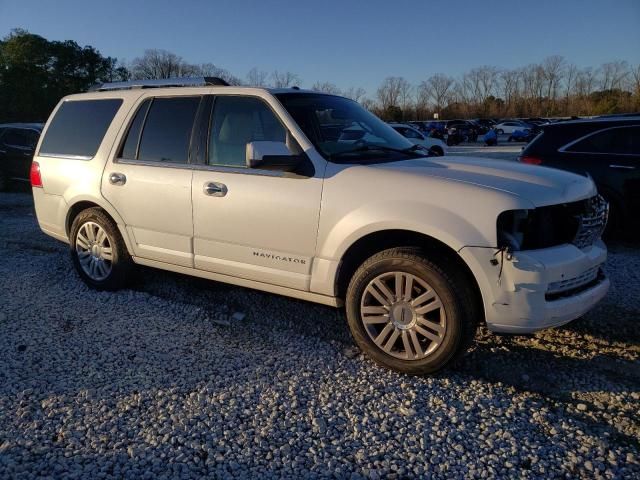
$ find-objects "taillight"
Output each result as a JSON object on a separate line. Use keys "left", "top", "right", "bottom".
{"left": 30, "top": 161, "right": 43, "bottom": 188}
{"left": 520, "top": 156, "right": 543, "bottom": 165}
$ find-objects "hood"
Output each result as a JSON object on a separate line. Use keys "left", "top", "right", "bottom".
{"left": 371, "top": 156, "right": 596, "bottom": 207}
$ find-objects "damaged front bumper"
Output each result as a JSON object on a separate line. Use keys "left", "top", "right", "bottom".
{"left": 459, "top": 240, "right": 609, "bottom": 334}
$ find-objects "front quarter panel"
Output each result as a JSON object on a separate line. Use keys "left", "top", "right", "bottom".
{"left": 312, "top": 161, "right": 533, "bottom": 296}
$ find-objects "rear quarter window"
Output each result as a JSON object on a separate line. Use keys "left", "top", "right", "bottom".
{"left": 39, "top": 99, "right": 123, "bottom": 158}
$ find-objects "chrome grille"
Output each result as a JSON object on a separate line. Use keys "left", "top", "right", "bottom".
{"left": 573, "top": 195, "right": 608, "bottom": 249}
{"left": 547, "top": 265, "right": 601, "bottom": 296}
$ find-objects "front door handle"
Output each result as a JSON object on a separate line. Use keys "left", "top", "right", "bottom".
{"left": 609, "top": 164, "right": 635, "bottom": 170}
{"left": 109, "top": 172, "right": 127, "bottom": 186}
{"left": 203, "top": 181, "right": 227, "bottom": 197}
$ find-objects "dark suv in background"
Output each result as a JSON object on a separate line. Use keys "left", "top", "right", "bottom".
{"left": 0, "top": 123, "right": 43, "bottom": 190}
{"left": 519, "top": 117, "right": 640, "bottom": 235}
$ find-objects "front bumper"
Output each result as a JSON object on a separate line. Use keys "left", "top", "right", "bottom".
{"left": 459, "top": 240, "right": 609, "bottom": 334}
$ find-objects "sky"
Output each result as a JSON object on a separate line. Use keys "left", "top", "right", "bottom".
{"left": 1, "top": 0, "right": 639, "bottom": 95}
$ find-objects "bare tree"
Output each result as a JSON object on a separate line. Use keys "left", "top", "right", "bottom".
{"left": 246, "top": 67, "right": 269, "bottom": 86}
{"left": 418, "top": 73, "right": 454, "bottom": 112}
{"left": 600, "top": 60, "right": 629, "bottom": 90}
{"left": 631, "top": 64, "right": 640, "bottom": 96}
{"left": 271, "top": 70, "right": 301, "bottom": 88}
{"left": 130, "top": 49, "right": 196, "bottom": 79}
{"left": 575, "top": 67, "right": 598, "bottom": 97}
{"left": 542, "top": 55, "right": 565, "bottom": 100}
{"left": 195, "top": 63, "right": 242, "bottom": 85}
{"left": 311, "top": 81, "right": 342, "bottom": 95}
{"left": 376, "top": 76, "right": 411, "bottom": 110}
{"left": 499, "top": 69, "right": 520, "bottom": 112}
{"left": 343, "top": 86, "right": 367, "bottom": 102}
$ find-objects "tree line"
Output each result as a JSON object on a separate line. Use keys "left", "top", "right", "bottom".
{"left": 1, "top": 29, "right": 638, "bottom": 124}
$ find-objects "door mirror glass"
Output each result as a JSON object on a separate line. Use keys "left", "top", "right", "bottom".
{"left": 246, "top": 141, "right": 299, "bottom": 171}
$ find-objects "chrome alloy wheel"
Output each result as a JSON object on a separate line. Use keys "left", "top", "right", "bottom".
{"left": 360, "top": 271, "right": 447, "bottom": 360}
{"left": 75, "top": 221, "right": 113, "bottom": 281}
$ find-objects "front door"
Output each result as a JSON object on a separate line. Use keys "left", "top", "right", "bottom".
{"left": 101, "top": 95, "right": 202, "bottom": 267}
{"left": 191, "top": 95, "right": 323, "bottom": 290}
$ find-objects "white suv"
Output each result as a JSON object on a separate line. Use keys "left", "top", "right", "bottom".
{"left": 31, "top": 77, "right": 609, "bottom": 374}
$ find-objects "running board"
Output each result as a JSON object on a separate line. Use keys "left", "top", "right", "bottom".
{"left": 132, "top": 256, "right": 343, "bottom": 307}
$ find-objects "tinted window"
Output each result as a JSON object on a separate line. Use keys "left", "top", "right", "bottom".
{"left": 119, "top": 99, "right": 151, "bottom": 159}
{"left": 403, "top": 128, "right": 422, "bottom": 139}
{"left": 4, "top": 128, "right": 39, "bottom": 149}
{"left": 568, "top": 126, "right": 640, "bottom": 155}
{"left": 39, "top": 99, "right": 122, "bottom": 158}
{"left": 138, "top": 97, "right": 200, "bottom": 164}
{"left": 209, "top": 96, "right": 286, "bottom": 167}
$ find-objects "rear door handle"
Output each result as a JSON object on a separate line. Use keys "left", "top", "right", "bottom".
{"left": 109, "top": 172, "right": 127, "bottom": 186}
{"left": 203, "top": 181, "right": 227, "bottom": 197}
{"left": 609, "top": 164, "right": 635, "bottom": 170}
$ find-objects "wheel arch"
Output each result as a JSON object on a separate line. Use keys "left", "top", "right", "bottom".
{"left": 334, "top": 229, "right": 484, "bottom": 323}
{"left": 65, "top": 196, "right": 134, "bottom": 254}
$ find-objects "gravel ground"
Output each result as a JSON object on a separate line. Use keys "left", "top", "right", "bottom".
{"left": 0, "top": 190, "right": 638, "bottom": 479}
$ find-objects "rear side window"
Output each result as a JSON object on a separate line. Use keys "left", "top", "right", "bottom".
{"left": 39, "top": 99, "right": 122, "bottom": 158}
{"left": 567, "top": 126, "right": 640, "bottom": 155}
{"left": 137, "top": 97, "right": 200, "bottom": 164}
{"left": 3, "top": 128, "right": 39, "bottom": 149}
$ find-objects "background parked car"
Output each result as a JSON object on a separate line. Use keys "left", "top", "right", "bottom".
{"left": 389, "top": 123, "right": 448, "bottom": 156}
{"left": 0, "top": 123, "right": 43, "bottom": 190}
{"left": 494, "top": 120, "right": 533, "bottom": 134}
{"left": 519, "top": 116, "right": 640, "bottom": 235}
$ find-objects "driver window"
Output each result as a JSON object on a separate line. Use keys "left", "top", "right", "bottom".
{"left": 209, "top": 96, "right": 286, "bottom": 167}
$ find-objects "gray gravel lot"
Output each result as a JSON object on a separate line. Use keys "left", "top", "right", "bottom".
{"left": 0, "top": 189, "right": 639, "bottom": 479}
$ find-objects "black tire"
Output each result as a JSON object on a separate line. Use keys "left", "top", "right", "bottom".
{"left": 69, "top": 207, "right": 133, "bottom": 290}
{"left": 496, "top": 129, "right": 504, "bottom": 135}
{"left": 429, "top": 146, "right": 444, "bottom": 157}
{"left": 0, "top": 170, "right": 7, "bottom": 192}
{"left": 345, "top": 247, "right": 478, "bottom": 375}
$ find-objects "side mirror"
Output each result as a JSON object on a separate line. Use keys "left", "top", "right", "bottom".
{"left": 246, "top": 141, "right": 300, "bottom": 171}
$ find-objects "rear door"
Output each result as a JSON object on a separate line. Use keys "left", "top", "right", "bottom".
{"left": 191, "top": 94, "right": 323, "bottom": 290}
{"left": 101, "top": 95, "right": 203, "bottom": 267}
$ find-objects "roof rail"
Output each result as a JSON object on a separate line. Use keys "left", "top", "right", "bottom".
{"left": 88, "top": 76, "right": 230, "bottom": 92}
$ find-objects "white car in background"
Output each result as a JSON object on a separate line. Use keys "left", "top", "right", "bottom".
{"left": 494, "top": 121, "right": 532, "bottom": 135}
{"left": 389, "top": 123, "right": 447, "bottom": 156}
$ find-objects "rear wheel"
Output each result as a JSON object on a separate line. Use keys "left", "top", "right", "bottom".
{"left": 496, "top": 129, "right": 504, "bottom": 135}
{"left": 70, "top": 208, "right": 132, "bottom": 290}
{"left": 345, "top": 247, "right": 478, "bottom": 375}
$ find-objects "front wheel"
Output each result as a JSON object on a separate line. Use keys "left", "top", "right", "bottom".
{"left": 69, "top": 207, "right": 133, "bottom": 290}
{"left": 496, "top": 129, "right": 504, "bottom": 135}
{"left": 345, "top": 248, "right": 477, "bottom": 375}
{"left": 429, "top": 146, "right": 444, "bottom": 157}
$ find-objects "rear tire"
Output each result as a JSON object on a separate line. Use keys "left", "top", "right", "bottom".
{"left": 69, "top": 207, "right": 133, "bottom": 290}
{"left": 0, "top": 170, "right": 7, "bottom": 191}
{"left": 345, "top": 247, "right": 478, "bottom": 375}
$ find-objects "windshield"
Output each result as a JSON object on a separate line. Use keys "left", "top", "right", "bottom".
{"left": 275, "top": 93, "right": 421, "bottom": 162}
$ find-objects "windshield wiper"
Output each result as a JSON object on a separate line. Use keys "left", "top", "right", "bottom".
{"left": 329, "top": 144, "right": 425, "bottom": 160}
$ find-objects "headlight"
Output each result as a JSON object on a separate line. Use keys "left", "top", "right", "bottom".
{"left": 497, "top": 209, "right": 530, "bottom": 251}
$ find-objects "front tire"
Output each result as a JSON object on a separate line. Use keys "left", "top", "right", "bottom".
{"left": 69, "top": 207, "right": 132, "bottom": 290}
{"left": 429, "top": 146, "right": 444, "bottom": 157}
{"left": 496, "top": 129, "right": 504, "bottom": 135}
{"left": 345, "top": 248, "right": 477, "bottom": 375}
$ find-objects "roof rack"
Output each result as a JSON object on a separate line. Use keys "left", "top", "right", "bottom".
{"left": 88, "top": 76, "right": 230, "bottom": 92}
